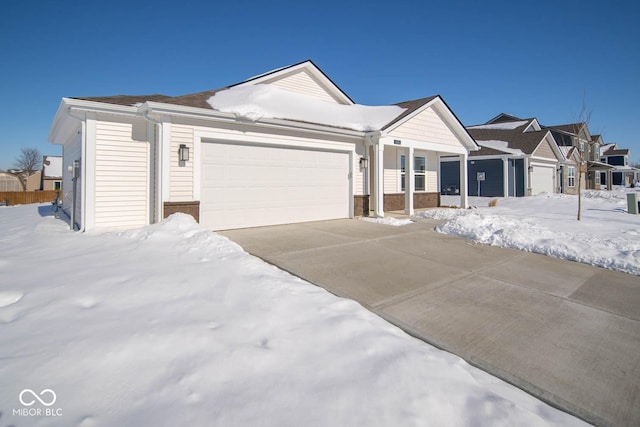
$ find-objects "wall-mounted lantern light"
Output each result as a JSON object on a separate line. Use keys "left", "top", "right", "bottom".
{"left": 359, "top": 157, "right": 369, "bottom": 169}
{"left": 178, "top": 144, "right": 190, "bottom": 162}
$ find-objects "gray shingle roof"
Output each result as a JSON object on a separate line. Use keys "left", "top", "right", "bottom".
{"left": 466, "top": 120, "right": 551, "bottom": 157}
{"left": 73, "top": 94, "right": 173, "bottom": 106}
{"left": 602, "top": 146, "right": 629, "bottom": 156}
{"left": 380, "top": 96, "right": 439, "bottom": 130}
{"left": 546, "top": 123, "right": 586, "bottom": 135}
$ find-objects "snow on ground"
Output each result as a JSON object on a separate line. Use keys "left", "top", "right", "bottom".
{"left": 0, "top": 204, "right": 586, "bottom": 427}
{"left": 360, "top": 216, "right": 413, "bottom": 226}
{"left": 422, "top": 188, "right": 640, "bottom": 275}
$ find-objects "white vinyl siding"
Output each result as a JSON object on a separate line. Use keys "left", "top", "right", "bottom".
{"left": 170, "top": 125, "right": 194, "bottom": 201}
{"left": 94, "top": 120, "right": 148, "bottom": 228}
{"left": 62, "top": 132, "right": 82, "bottom": 226}
{"left": 266, "top": 70, "right": 341, "bottom": 104}
{"left": 354, "top": 141, "right": 366, "bottom": 195}
{"left": 426, "top": 153, "right": 438, "bottom": 192}
{"left": 383, "top": 148, "right": 398, "bottom": 193}
{"left": 388, "top": 107, "right": 461, "bottom": 148}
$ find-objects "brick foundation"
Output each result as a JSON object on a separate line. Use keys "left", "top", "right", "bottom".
{"left": 354, "top": 195, "right": 370, "bottom": 217}
{"left": 383, "top": 193, "right": 440, "bottom": 211}
{"left": 164, "top": 201, "right": 200, "bottom": 222}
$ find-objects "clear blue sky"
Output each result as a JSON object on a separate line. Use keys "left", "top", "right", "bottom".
{"left": 1, "top": 0, "right": 639, "bottom": 170}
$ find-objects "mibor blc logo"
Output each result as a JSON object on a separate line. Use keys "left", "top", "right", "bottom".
{"left": 14, "top": 388, "right": 63, "bottom": 417}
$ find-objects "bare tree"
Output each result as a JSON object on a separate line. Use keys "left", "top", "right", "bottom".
{"left": 573, "top": 101, "right": 594, "bottom": 221}
{"left": 13, "top": 147, "right": 42, "bottom": 175}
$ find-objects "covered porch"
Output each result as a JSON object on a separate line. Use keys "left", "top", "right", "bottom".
{"left": 366, "top": 135, "right": 470, "bottom": 217}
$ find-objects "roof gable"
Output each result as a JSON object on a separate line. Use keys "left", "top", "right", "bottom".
{"left": 602, "top": 144, "right": 630, "bottom": 156}
{"left": 467, "top": 125, "right": 561, "bottom": 159}
{"left": 485, "top": 113, "right": 524, "bottom": 124}
{"left": 383, "top": 96, "right": 478, "bottom": 151}
{"left": 233, "top": 60, "right": 354, "bottom": 105}
{"left": 546, "top": 122, "right": 592, "bottom": 141}
{"left": 531, "top": 132, "right": 561, "bottom": 160}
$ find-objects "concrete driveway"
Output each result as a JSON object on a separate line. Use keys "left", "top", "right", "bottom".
{"left": 221, "top": 218, "right": 640, "bottom": 426}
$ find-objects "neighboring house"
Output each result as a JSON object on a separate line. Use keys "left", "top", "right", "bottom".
{"left": 555, "top": 145, "right": 585, "bottom": 195}
{"left": 440, "top": 114, "right": 562, "bottom": 197}
{"left": 0, "top": 171, "right": 25, "bottom": 191}
{"left": 49, "top": 60, "right": 478, "bottom": 231}
{"left": 25, "top": 170, "right": 42, "bottom": 191}
{"left": 23, "top": 156, "right": 63, "bottom": 191}
{"left": 545, "top": 122, "right": 612, "bottom": 190}
{"left": 41, "top": 155, "right": 63, "bottom": 191}
{"left": 600, "top": 144, "right": 639, "bottom": 186}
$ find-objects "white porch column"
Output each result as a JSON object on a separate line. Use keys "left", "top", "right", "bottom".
{"left": 524, "top": 157, "right": 530, "bottom": 196}
{"left": 405, "top": 146, "right": 414, "bottom": 215}
{"left": 374, "top": 142, "right": 385, "bottom": 217}
{"left": 459, "top": 153, "right": 468, "bottom": 208}
{"left": 503, "top": 157, "right": 509, "bottom": 197}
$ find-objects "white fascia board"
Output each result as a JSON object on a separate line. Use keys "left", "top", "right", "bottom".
{"left": 469, "top": 154, "right": 524, "bottom": 161}
{"left": 525, "top": 119, "right": 542, "bottom": 131}
{"left": 530, "top": 156, "right": 559, "bottom": 164}
{"left": 540, "top": 131, "right": 564, "bottom": 160}
{"left": 65, "top": 97, "right": 139, "bottom": 115}
{"left": 50, "top": 98, "right": 141, "bottom": 145}
{"left": 379, "top": 136, "right": 468, "bottom": 155}
{"left": 194, "top": 128, "right": 358, "bottom": 154}
{"left": 142, "top": 102, "right": 365, "bottom": 141}
{"left": 440, "top": 156, "right": 462, "bottom": 162}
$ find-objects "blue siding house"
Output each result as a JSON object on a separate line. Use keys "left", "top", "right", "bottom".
{"left": 441, "top": 115, "right": 562, "bottom": 197}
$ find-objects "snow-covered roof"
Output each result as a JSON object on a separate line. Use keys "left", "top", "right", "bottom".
{"left": 43, "top": 155, "right": 62, "bottom": 178}
{"left": 601, "top": 144, "right": 630, "bottom": 156}
{"left": 207, "top": 84, "right": 406, "bottom": 132}
{"left": 467, "top": 120, "right": 529, "bottom": 130}
{"left": 476, "top": 140, "right": 525, "bottom": 155}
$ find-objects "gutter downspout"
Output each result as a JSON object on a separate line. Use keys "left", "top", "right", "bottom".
{"left": 64, "top": 108, "right": 87, "bottom": 232}
{"left": 142, "top": 109, "right": 163, "bottom": 224}
{"left": 364, "top": 133, "right": 376, "bottom": 197}
{"left": 365, "top": 132, "right": 382, "bottom": 217}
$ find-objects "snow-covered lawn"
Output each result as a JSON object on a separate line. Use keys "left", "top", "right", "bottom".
{"left": 0, "top": 204, "right": 586, "bottom": 426}
{"left": 424, "top": 189, "right": 640, "bottom": 275}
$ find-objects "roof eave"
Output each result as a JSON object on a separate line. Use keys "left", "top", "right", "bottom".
{"left": 142, "top": 101, "right": 366, "bottom": 139}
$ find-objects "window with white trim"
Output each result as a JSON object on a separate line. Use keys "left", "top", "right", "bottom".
{"left": 567, "top": 166, "right": 576, "bottom": 187}
{"left": 400, "top": 155, "right": 426, "bottom": 192}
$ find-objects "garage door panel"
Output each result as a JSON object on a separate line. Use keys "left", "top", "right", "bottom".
{"left": 201, "top": 141, "right": 350, "bottom": 230}
{"left": 531, "top": 165, "right": 554, "bottom": 195}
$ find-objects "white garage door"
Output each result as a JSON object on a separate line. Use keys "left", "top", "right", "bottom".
{"left": 201, "top": 141, "right": 351, "bottom": 230}
{"left": 530, "top": 165, "right": 554, "bottom": 195}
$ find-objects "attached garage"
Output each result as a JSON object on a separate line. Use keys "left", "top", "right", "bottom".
{"left": 200, "top": 140, "right": 352, "bottom": 230}
{"left": 530, "top": 164, "right": 555, "bottom": 195}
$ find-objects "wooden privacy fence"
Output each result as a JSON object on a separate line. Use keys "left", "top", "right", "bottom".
{"left": 0, "top": 190, "right": 60, "bottom": 206}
